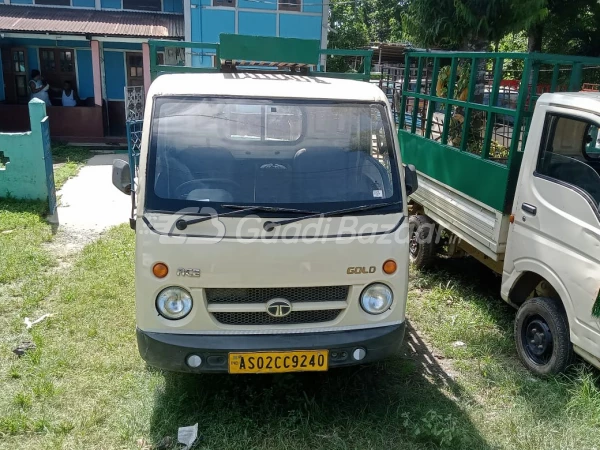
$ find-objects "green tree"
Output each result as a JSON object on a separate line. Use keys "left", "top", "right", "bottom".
{"left": 527, "top": 0, "right": 600, "bottom": 53}
{"left": 540, "top": 0, "right": 600, "bottom": 55}
{"left": 327, "top": 0, "right": 370, "bottom": 72}
{"left": 496, "top": 31, "right": 528, "bottom": 79}
{"left": 365, "top": 0, "right": 406, "bottom": 43}
{"left": 404, "top": 0, "right": 546, "bottom": 50}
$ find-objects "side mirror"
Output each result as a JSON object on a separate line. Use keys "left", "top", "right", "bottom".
{"left": 112, "top": 159, "right": 132, "bottom": 195}
{"left": 404, "top": 164, "right": 418, "bottom": 196}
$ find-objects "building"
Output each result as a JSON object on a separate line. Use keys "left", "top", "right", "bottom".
{"left": 186, "top": 0, "right": 327, "bottom": 67}
{"left": 0, "top": 0, "right": 327, "bottom": 141}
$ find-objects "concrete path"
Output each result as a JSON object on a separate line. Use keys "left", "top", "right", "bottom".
{"left": 57, "top": 154, "right": 131, "bottom": 233}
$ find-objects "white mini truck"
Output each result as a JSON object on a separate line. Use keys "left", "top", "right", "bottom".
{"left": 112, "top": 36, "right": 417, "bottom": 374}
{"left": 400, "top": 51, "right": 600, "bottom": 375}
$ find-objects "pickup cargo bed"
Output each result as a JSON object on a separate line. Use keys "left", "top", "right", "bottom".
{"left": 412, "top": 171, "right": 509, "bottom": 261}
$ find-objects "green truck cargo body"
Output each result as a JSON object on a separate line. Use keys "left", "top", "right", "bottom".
{"left": 399, "top": 51, "right": 600, "bottom": 258}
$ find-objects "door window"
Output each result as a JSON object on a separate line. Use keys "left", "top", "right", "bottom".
{"left": 13, "top": 50, "right": 26, "bottom": 73}
{"left": 12, "top": 49, "right": 28, "bottom": 100}
{"left": 536, "top": 114, "right": 600, "bottom": 208}
{"left": 126, "top": 52, "right": 144, "bottom": 87}
{"left": 38, "top": 48, "right": 77, "bottom": 103}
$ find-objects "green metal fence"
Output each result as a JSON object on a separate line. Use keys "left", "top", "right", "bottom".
{"left": 398, "top": 51, "right": 600, "bottom": 213}
{"left": 148, "top": 35, "right": 373, "bottom": 82}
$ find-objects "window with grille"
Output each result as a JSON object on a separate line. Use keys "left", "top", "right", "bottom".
{"left": 213, "top": 0, "right": 235, "bottom": 6}
{"left": 35, "top": 0, "right": 70, "bottom": 5}
{"left": 279, "top": 0, "right": 300, "bottom": 11}
{"left": 123, "top": 0, "right": 161, "bottom": 11}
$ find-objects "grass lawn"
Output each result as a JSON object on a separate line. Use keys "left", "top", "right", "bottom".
{"left": 0, "top": 219, "right": 599, "bottom": 449}
{"left": 51, "top": 145, "right": 92, "bottom": 190}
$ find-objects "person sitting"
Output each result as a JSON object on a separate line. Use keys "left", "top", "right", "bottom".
{"left": 61, "top": 81, "right": 79, "bottom": 107}
{"left": 29, "top": 70, "right": 51, "bottom": 106}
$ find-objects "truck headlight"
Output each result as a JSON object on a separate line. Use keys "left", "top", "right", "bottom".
{"left": 156, "top": 287, "right": 193, "bottom": 320}
{"left": 360, "top": 283, "right": 393, "bottom": 314}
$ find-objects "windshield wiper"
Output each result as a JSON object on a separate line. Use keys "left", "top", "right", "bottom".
{"left": 263, "top": 201, "right": 401, "bottom": 232}
{"left": 223, "top": 205, "right": 320, "bottom": 214}
{"left": 175, "top": 205, "right": 319, "bottom": 230}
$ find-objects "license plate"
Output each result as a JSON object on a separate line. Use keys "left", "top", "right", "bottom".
{"left": 228, "top": 350, "right": 329, "bottom": 374}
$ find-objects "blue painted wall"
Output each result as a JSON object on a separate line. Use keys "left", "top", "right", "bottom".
{"left": 238, "top": 11, "right": 276, "bottom": 36}
{"left": 279, "top": 14, "right": 321, "bottom": 40}
{"left": 75, "top": 49, "right": 95, "bottom": 100}
{"left": 188, "top": 7, "right": 324, "bottom": 67}
{"left": 27, "top": 48, "right": 39, "bottom": 73}
{"left": 101, "top": 0, "right": 121, "bottom": 8}
{"left": 72, "top": 0, "right": 95, "bottom": 7}
{"left": 10, "top": 0, "right": 33, "bottom": 4}
{"left": 190, "top": 8, "right": 211, "bottom": 67}
{"left": 163, "top": 0, "right": 183, "bottom": 12}
{"left": 103, "top": 51, "right": 126, "bottom": 100}
{"left": 200, "top": 9, "right": 235, "bottom": 43}
{"left": 303, "top": 1, "right": 321, "bottom": 13}
{"left": 238, "top": 0, "right": 276, "bottom": 10}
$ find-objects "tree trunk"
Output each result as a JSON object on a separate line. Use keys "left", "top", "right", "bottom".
{"left": 528, "top": 23, "right": 544, "bottom": 53}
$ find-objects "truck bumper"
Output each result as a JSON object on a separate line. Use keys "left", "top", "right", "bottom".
{"left": 136, "top": 323, "right": 406, "bottom": 373}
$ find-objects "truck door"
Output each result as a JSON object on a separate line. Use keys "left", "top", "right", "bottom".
{"left": 506, "top": 105, "right": 600, "bottom": 359}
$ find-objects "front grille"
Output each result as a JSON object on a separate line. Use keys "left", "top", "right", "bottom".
{"left": 213, "top": 309, "right": 343, "bottom": 325}
{"left": 205, "top": 286, "right": 349, "bottom": 304}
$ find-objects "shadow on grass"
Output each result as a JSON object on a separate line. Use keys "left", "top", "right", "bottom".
{"left": 0, "top": 197, "right": 49, "bottom": 216}
{"left": 416, "top": 256, "right": 600, "bottom": 423}
{"left": 148, "top": 322, "right": 493, "bottom": 450}
{"left": 429, "top": 256, "right": 503, "bottom": 299}
{"left": 0, "top": 197, "right": 59, "bottom": 235}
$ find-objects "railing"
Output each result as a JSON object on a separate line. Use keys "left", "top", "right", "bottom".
{"left": 149, "top": 36, "right": 373, "bottom": 82}
{"left": 398, "top": 51, "right": 600, "bottom": 212}
{"left": 126, "top": 120, "right": 143, "bottom": 192}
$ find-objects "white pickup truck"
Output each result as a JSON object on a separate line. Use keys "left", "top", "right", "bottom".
{"left": 112, "top": 35, "right": 418, "bottom": 375}
{"left": 399, "top": 50, "right": 600, "bottom": 375}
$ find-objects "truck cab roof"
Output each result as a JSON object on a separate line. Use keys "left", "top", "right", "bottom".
{"left": 539, "top": 91, "right": 600, "bottom": 114}
{"left": 147, "top": 73, "right": 389, "bottom": 103}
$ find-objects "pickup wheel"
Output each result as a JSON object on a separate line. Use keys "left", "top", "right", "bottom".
{"left": 408, "top": 215, "right": 436, "bottom": 270}
{"left": 515, "top": 297, "right": 574, "bottom": 376}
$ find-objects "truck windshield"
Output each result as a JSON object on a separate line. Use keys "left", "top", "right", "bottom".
{"left": 145, "top": 97, "right": 400, "bottom": 214}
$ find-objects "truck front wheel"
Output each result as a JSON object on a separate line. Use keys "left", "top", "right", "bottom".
{"left": 408, "top": 215, "right": 436, "bottom": 270}
{"left": 515, "top": 297, "right": 573, "bottom": 376}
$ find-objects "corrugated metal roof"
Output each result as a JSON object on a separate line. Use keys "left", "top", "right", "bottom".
{"left": 0, "top": 5, "right": 183, "bottom": 38}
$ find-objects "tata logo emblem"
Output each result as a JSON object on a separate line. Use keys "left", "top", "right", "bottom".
{"left": 266, "top": 298, "right": 292, "bottom": 318}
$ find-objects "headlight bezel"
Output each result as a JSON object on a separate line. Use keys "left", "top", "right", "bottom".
{"left": 360, "top": 283, "right": 394, "bottom": 315}
{"left": 156, "top": 286, "right": 193, "bottom": 320}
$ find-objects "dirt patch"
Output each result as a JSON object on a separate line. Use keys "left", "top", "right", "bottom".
{"left": 43, "top": 227, "right": 102, "bottom": 270}
{"left": 402, "top": 321, "right": 460, "bottom": 384}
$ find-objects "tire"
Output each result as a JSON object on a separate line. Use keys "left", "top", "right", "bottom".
{"left": 514, "top": 297, "right": 574, "bottom": 376}
{"left": 408, "top": 215, "right": 437, "bottom": 270}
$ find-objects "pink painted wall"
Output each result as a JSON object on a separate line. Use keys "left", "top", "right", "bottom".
{"left": 142, "top": 43, "right": 151, "bottom": 96}
{"left": 90, "top": 40, "right": 102, "bottom": 106}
